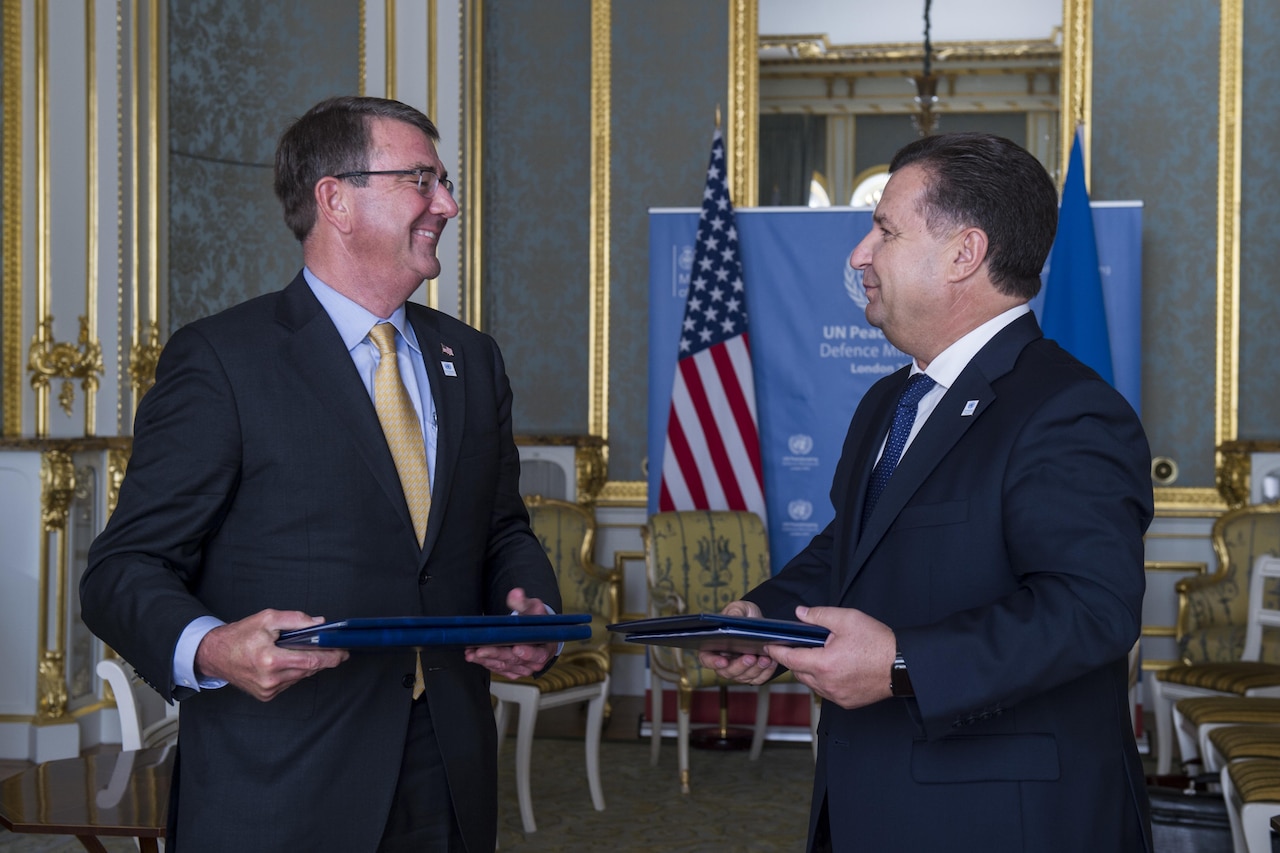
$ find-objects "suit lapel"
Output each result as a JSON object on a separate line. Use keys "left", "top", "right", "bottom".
{"left": 277, "top": 276, "right": 418, "bottom": 544}
{"left": 407, "top": 306, "right": 465, "bottom": 561}
{"left": 839, "top": 313, "right": 1042, "bottom": 599}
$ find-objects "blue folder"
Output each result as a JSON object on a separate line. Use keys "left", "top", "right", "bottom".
{"left": 607, "top": 613, "right": 829, "bottom": 656}
{"left": 276, "top": 614, "right": 592, "bottom": 649}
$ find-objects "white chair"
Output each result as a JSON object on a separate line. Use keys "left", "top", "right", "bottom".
{"left": 491, "top": 661, "right": 608, "bottom": 833}
{"left": 96, "top": 657, "right": 179, "bottom": 750}
{"left": 1222, "top": 758, "right": 1280, "bottom": 853}
{"left": 1159, "top": 556, "right": 1280, "bottom": 774}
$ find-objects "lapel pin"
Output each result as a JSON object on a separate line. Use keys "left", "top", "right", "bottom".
{"left": 961, "top": 400, "right": 979, "bottom": 417}
{"left": 441, "top": 344, "right": 454, "bottom": 356}
{"left": 442, "top": 362, "right": 457, "bottom": 377}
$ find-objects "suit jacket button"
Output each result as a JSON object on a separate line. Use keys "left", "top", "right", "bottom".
{"left": 419, "top": 574, "right": 430, "bottom": 585}
{"left": 402, "top": 674, "right": 415, "bottom": 689}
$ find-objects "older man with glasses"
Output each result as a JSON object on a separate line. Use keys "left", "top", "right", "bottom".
{"left": 81, "top": 96, "right": 560, "bottom": 853}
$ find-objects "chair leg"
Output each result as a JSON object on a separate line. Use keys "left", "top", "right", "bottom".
{"left": 494, "top": 698, "right": 511, "bottom": 743}
{"left": 1241, "top": 802, "right": 1280, "bottom": 853}
{"left": 1222, "top": 765, "right": 1247, "bottom": 853}
{"left": 810, "top": 692, "right": 820, "bottom": 762}
{"left": 1152, "top": 679, "right": 1176, "bottom": 776}
{"left": 512, "top": 689, "right": 539, "bottom": 834}
{"left": 677, "top": 689, "right": 692, "bottom": 795}
{"left": 584, "top": 677, "right": 608, "bottom": 812}
{"left": 649, "top": 670, "right": 663, "bottom": 766}
{"left": 1172, "top": 702, "right": 1204, "bottom": 774}
{"left": 749, "top": 684, "right": 769, "bottom": 761}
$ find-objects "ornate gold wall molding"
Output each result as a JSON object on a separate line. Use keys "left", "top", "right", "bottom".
{"left": 1060, "top": 0, "right": 1093, "bottom": 183}
{"left": 36, "top": 448, "right": 76, "bottom": 721}
{"left": 726, "top": 0, "right": 757, "bottom": 207}
{"left": 589, "top": 0, "right": 610, "bottom": 442}
{"left": 28, "top": 315, "right": 105, "bottom": 420}
{"left": 128, "top": 319, "right": 161, "bottom": 399}
{"left": 1215, "top": 0, "right": 1241, "bottom": 453}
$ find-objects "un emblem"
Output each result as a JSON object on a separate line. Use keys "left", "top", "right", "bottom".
{"left": 787, "top": 500, "right": 814, "bottom": 521}
{"left": 787, "top": 434, "right": 814, "bottom": 456}
{"left": 844, "top": 265, "right": 868, "bottom": 309}
{"left": 678, "top": 245, "right": 695, "bottom": 272}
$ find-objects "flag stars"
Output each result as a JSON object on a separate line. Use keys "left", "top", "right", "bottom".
{"left": 720, "top": 318, "right": 736, "bottom": 334}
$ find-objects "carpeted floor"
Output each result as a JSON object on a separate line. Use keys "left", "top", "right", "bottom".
{"left": 495, "top": 735, "right": 812, "bottom": 851}
{"left": 0, "top": 699, "right": 813, "bottom": 852}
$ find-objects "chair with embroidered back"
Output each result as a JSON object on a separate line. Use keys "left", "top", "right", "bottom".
{"left": 486, "top": 495, "right": 619, "bottom": 833}
{"left": 1152, "top": 530, "right": 1280, "bottom": 776}
{"left": 644, "top": 510, "right": 819, "bottom": 794}
{"left": 523, "top": 494, "right": 620, "bottom": 675}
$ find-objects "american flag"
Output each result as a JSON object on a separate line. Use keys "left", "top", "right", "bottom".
{"left": 658, "top": 130, "right": 766, "bottom": 519}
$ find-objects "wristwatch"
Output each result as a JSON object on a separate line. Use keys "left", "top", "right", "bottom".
{"left": 890, "top": 650, "right": 914, "bottom": 697}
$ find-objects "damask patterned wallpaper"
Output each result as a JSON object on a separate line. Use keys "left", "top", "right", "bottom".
{"left": 1093, "top": 0, "right": 1222, "bottom": 487}
{"left": 1239, "top": 0, "right": 1280, "bottom": 440}
{"left": 481, "top": 0, "right": 592, "bottom": 441}
{"left": 608, "top": 0, "right": 727, "bottom": 482}
{"left": 167, "top": 0, "right": 360, "bottom": 331}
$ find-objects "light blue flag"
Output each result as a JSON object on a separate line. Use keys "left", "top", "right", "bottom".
{"left": 1042, "top": 129, "right": 1114, "bottom": 384}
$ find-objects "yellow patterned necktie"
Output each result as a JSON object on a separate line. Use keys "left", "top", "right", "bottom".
{"left": 369, "top": 323, "right": 432, "bottom": 700}
{"left": 369, "top": 323, "right": 432, "bottom": 546}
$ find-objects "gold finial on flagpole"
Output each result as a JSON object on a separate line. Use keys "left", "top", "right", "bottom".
{"left": 715, "top": 104, "right": 721, "bottom": 130}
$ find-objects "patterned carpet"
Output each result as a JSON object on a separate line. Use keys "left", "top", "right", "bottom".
{"left": 0, "top": 728, "right": 813, "bottom": 852}
{"left": 494, "top": 736, "right": 812, "bottom": 851}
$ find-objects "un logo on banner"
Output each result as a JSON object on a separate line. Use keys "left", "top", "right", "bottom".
{"left": 788, "top": 500, "right": 814, "bottom": 521}
{"left": 844, "top": 265, "right": 868, "bottom": 309}
{"left": 788, "top": 434, "right": 813, "bottom": 455}
{"left": 678, "top": 245, "right": 695, "bottom": 273}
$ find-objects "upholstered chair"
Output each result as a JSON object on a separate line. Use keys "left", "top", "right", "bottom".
{"left": 643, "top": 510, "right": 818, "bottom": 793}
{"left": 524, "top": 494, "right": 621, "bottom": 674}
{"left": 1176, "top": 500, "right": 1280, "bottom": 664}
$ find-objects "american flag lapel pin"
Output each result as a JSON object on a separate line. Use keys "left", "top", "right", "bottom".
{"left": 441, "top": 343, "right": 454, "bottom": 356}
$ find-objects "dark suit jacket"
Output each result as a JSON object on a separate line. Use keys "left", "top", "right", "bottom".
{"left": 745, "top": 313, "right": 1154, "bottom": 852}
{"left": 81, "top": 273, "right": 559, "bottom": 853}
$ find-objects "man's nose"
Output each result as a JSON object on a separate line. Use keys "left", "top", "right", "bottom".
{"left": 849, "top": 237, "right": 872, "bottom": 270}
{"left": 434, "top": 188, "right": 460, "bottom": 219}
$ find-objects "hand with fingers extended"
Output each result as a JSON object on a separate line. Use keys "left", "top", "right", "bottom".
{"left": 193, "top": 609, "right": 349, "bottom": 702}
{"left": 697, "top": 600, "right": 780, "bottom": 686}
{"left": 464, "top": 588, "right": 557, "bottom": 679}
{"left": 764, "top": 605, "right": 896, "bottom": 710}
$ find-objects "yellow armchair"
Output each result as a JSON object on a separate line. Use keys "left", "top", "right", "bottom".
{"left": 1176, "top": 500, "right": 1280, "bottom": 665}
{"left": 524, "top": 495, "right": 621, "bottom": 673}
{"left": 644, "top": 510, "right": 817, "bottom": 792}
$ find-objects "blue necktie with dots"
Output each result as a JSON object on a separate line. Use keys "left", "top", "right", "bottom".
{"left": 862, "top": 373, "right": 936, "bottom": 530}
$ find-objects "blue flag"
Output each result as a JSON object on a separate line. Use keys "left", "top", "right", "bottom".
{"left": 1042, "top": 129, "right": 1113, "bottom": 384}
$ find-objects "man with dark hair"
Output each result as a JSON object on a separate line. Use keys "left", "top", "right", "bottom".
{"left": 81, "top": 96, "right": 559, "bottom": 852}
{"left": 703, "top": 132, "right": 1154, "bottom": 852}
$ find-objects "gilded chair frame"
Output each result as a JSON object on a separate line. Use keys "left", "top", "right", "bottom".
{"left": 1174, "top": 500, "right": 1280, "bottom": 664}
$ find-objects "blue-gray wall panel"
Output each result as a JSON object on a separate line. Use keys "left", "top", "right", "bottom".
{"left": 1239, "top": 0, "right": 1280, "bottom": 440}
{"left": 1093, "top": 0, "right": 1220, "bottom": 486}
{"left": 167, "top": 0, "right": 359, "bottom": 330}
{"left": 482, "top": 0, "right": 592, "bottom": 439}
{"left": 609, "top": 0, "right": 727, "bottom": 482}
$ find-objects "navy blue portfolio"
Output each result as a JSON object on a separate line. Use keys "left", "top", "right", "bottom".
{"left": 276, "top": 614, "right": 592, "bottom": 649}
{"left": 607, "top": 614, "right": 829, "bottom": 656}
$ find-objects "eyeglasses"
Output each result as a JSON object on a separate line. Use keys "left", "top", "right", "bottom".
{"left": 331, "top": 169, "right": 454, "bottom": 197}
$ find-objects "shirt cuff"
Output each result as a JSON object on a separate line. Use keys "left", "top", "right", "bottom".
{"left": 173, "top": 615, "right": 229, "bottom": 693}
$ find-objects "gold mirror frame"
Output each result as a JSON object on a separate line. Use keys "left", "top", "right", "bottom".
{"left": 727, "top": 0, "right": 1246, "bottom": 516}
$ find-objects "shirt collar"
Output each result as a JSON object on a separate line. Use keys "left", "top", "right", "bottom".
{"left": 913, "top": 303, "right": 1030, "bottom": 388}
{"left": 303, "top": 268, "right": 422, "bottom": 355}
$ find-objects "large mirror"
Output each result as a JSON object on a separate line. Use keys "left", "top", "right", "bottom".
{"left": 757, "top": 0, "right": 1066, "bottom": 208}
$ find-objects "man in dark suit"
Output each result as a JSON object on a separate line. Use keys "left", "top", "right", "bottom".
{"left": 702, "top": 132, "right": 1154, "bottom": 851}
{"left": 80, "top": 96, "right": 560, "bottom": 852}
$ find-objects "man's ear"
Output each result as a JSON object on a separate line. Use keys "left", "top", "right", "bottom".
{"left": 949, "top": 227, "right": 989, "bottom": 281}
{"left": 314, "top": 177, "right": 352, "bottom": 234}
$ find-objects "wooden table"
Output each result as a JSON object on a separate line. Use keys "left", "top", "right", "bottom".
{"left": 0, "top": 746, "right": 170, "bottom": 853}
